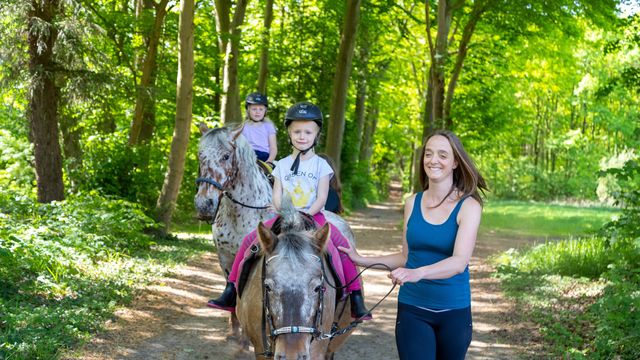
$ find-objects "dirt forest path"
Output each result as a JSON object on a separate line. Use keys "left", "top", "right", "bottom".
{"left": 70, "top": 185, "right": 541, "bottom": 360}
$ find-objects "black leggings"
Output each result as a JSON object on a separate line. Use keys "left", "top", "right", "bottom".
{"left": 395, "top": 302, "right": 472, "bottom": 360}
{"left": 254, "top": 150, "right": 269, "bottom": 162}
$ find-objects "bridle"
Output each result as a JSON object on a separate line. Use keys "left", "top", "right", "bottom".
{"left": 256, "top": 252, "right": 397, "bottom": 358}
{"left": 258, "top": 254, "right": 326, "bottom": 358}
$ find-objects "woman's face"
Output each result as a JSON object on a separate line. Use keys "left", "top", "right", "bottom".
{"left": 288, "top": 120, "right": 320, "bottom": 150}
{"left": 423, "top": 135, "right": 458, "bottom": 181}
{"left": 248, "top": 104, "right": 267, "bottom": 121}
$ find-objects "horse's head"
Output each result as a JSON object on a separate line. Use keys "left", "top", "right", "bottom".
{"left": 194, "top": 123, "right": 245, "bottom": 222}
{"left": 257, "top": 208, "right": 332, "bottom": 359}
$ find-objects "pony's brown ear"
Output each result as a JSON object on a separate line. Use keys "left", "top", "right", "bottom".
{"left": 257, "top": 222, "right": 277, "bottom": 253}
{"left": 230, "top": 123, "right": 244, "bottom": 141}
{"left": 312, "top": 223, "right": 331, "bottom": 252}
{"left": 198, "top": 122, "right": 210, "bottom": 135}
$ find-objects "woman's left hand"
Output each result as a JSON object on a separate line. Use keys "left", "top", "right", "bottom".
{"left": 389, "top": 267, "right": 422, "bottom": 285}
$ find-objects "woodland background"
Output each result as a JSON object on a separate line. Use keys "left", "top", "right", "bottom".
{"left": 0, "top": 0, "right": 639, "bottom": 359}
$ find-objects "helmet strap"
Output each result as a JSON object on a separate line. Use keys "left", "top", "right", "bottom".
{"left": 290, "top": 144, "right": 314, "bottom": 174}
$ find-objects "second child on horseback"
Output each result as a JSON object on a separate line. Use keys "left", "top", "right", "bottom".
{"left": 241, "top": 92, "right": 278, "bottom": 164}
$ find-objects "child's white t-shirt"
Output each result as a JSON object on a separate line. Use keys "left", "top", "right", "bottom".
{"left": 274, "top": 154, "right": 334, "bottom": 211}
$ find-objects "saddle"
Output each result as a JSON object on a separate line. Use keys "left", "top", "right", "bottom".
{"left": 256, "top": 160, "right": 275, "bottom": 187}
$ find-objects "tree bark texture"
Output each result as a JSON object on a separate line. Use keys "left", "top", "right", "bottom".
{"left": 352, "top": 43, "right": 369, "bottom": 165}
{"left": 257, "top": 0, "right": 274, "bottom": 94}
{"left": 359, "top": 95, "right": 379, "bottom": 165}
{"left": 128, "top": 0, "right": 170, "bottom": 146}
{"left": 59, "top": 113, "right": 83, "bottom": 190}
{"left": 325, "top": 0, "right": 362, "bottom": 177}
{"left": 156, "top": 0, "right": 195, "bottom": 230}
{"left": 28, "top": 0, "right": 65, "bottom": 203}
{"left": 220, "top": 0, "right": 250, "bottom": 124}
{"left": 430, "top": 0, "right": 453, "bottom": 129}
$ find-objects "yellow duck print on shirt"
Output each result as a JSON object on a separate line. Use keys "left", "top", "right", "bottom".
{"left": 290, "top": 182, "right": 311, "bottom": 208}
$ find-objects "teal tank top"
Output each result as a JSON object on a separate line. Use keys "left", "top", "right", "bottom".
{"left": 398, "top": 192, "right": 470, "bottom": 310}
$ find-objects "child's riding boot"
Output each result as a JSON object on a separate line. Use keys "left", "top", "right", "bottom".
{"left": 350, "top": 290, "right": 372, "bottom": 320}
{"left": 207, "top": 281, "right": 237, "bottom": 312}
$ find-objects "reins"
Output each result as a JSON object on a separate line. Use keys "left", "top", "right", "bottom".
{"left": 316, "top": 262, "right": 397, "bottom": 339}
{"left": 195, "top": 177, "right": 271, "bottom": 210}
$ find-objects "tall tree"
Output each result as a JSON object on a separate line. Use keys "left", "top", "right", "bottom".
{"left": 257, "top": 0, "right": 274, "bottom": 94}
{"left": 28, "top": 0, "right": 64, "bottom": 202}
{"left": 216, "top": 0, "right": 250, "bottom": 124}
{"left": 325, "top": 0, "right": 362, "bottom": 177}
{"left": 128, "top": 0, "right": 170, "bottom": 146}
{"left": 156, "top": 0, "right": 195, "bottom": 230}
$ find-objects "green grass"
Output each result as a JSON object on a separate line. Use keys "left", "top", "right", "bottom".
{"left": 481, "top": 200, "right": 618, "bottom": 238}
{"left": 489, "top": 198, "right": 640, "bottom": 359}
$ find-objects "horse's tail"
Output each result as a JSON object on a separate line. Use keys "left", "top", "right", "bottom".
{"left": 278, "top": 194, "right": 306, "bottom": 233}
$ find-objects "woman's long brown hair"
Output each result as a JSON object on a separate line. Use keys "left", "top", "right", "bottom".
{"left": 418, "top": 130, "right": 488, "bottom": 207}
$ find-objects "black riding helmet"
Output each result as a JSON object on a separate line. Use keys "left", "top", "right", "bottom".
{"left": 284, "top": 101, "right": 323, "bottom": 129}
{"left": 245, "top": 92, "right": 268, "bottom": 108}
{"left": 284, "top": 101, "right": 323, "bottom": 174}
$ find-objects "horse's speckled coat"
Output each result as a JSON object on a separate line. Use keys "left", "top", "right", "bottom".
{"left": 195, "top": 126, "right": 273, "bottom": 277}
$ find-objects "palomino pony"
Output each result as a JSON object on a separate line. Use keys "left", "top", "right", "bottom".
{"left": 195, "top": 124, "right": 273, "bottom": 338}
{"left": 237, "top": 198, "right": 355, "bottom": 360}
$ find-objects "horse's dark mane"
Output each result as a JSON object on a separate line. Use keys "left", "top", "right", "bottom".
{"left": 271, "top": 211, "right": 320, "bottom": 262}
{"left": 276, "top": 231, "right": 323, "bottom": 263}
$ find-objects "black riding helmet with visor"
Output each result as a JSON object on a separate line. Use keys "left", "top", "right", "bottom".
{"left": 245, "top": 92, "right": 268, "bottom": 123}
{"left": 284, "top": 101, "right": 323, "bottom": 173}
{"left": 245, "top": 92, "right": 268, "bottom": 108}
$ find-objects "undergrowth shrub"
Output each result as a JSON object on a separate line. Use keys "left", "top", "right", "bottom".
{"left": 0, "top": 189, "right": 170, "bottom": 359}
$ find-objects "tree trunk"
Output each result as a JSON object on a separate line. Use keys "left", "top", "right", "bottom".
{"left": 213, "top": 0, "right": 231, "bottom": 114}
{"left": 325, "top": 0, "right": 362, "bottom": 177}
{"left": 430, "top": 0, "right": 453, "bottom": 129}
{"left": 423, "top": 0, "right": 483, "bottom": 134}
{"left": 128, "top": 0, "right": 170, "bottom": 146}
{"left": 59, "top": 113, "right": 83, "bottom": 190}
{"left": 351, "top": 44, "right": 369, "bottom": 165}
{"left": 220, "top": 0, "right": 250, "bottom": 124}
{"left": 257, "top": 0, "right": 274, "bottom": 94}
{"left": 28, "top": 0, "right": 65, "bottom": 203}
{"left": 443, "top": 0, "right": 488, "bottom": 128}
{"left": 214, "top": 0, "right": 231, "bottom": 54}
{"left": 156, "top": 0, "right": 195, "bottom": 231}
{"left": 422, "top": 64, "right": 435, "bottom": 139}
{"left": 359, "top": 98, "right": 379, "bottom": 165}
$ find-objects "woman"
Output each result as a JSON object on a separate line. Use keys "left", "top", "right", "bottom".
{"left": 339, "top": 130, "right": 487, "bottom": 359}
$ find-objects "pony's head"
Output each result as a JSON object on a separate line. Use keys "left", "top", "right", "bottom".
{"left": 194, "top": 124, "right": 253, "bottom": 222}
{"left": 257, "top": 199, "right": 332, "bottom": 359}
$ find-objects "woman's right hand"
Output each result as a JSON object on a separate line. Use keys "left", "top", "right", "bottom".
{"left": 338, "top": 243, "right": 362, "bottom": 265}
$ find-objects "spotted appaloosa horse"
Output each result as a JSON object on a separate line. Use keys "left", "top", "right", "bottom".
{"left": 194, "top": 124, "right": 273, "bottom": 339}
{"left": 238, "top": 199, "right": 354, "bottom": 360}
